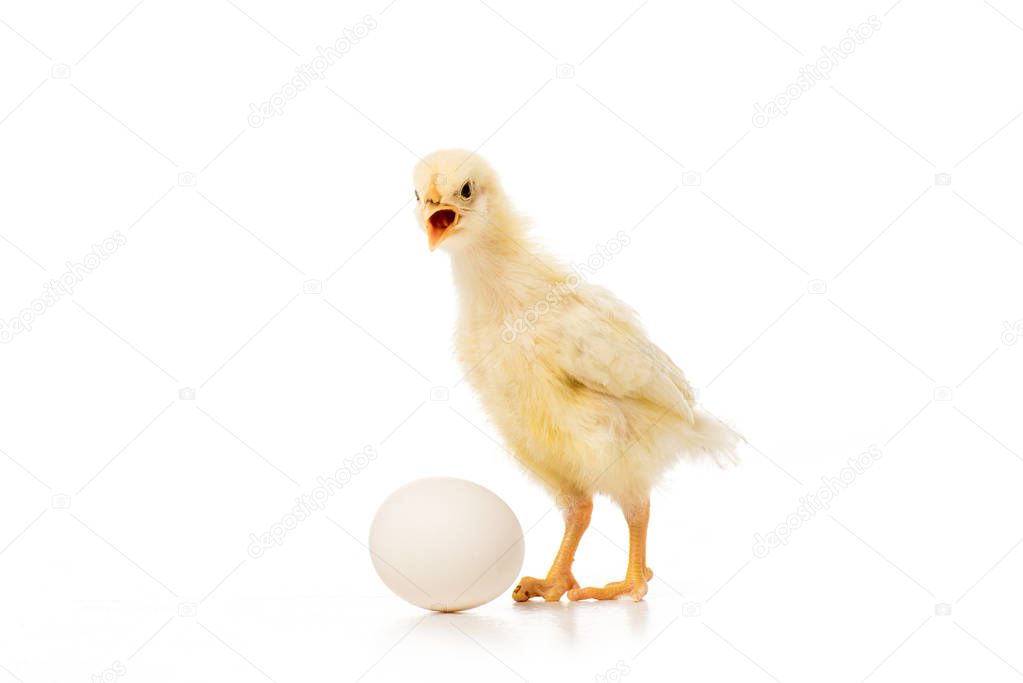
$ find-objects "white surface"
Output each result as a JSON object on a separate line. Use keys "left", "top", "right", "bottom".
{"left": 2, "top": 0, "right": 1022, "bottom": 682}
{"left": 369, "top": 477, "right": 524, "bottom": 612}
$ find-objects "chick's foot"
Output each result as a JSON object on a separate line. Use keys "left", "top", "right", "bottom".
{"left": 512, "top": 572, "right": 579, "bottom": 602}
{"left": 568, "top": 576, "right": 648, "bottom": 602}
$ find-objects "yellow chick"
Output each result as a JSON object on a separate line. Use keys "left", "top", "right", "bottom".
{"left": 412, "top": 149, "right": 739, "bottom": 602}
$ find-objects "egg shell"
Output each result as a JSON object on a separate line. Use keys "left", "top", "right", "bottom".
{"left": 369, "top": 477, "right": 525, "bottom": 612}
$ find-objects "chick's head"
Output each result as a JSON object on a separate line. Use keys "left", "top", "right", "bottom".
{"left": 412, "top": 149, "right": 503, "bottom": 252}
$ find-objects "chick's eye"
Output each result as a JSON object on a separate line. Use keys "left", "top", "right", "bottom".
{"left": 460, "top": 182, "right": 472, "bottom": 199}
{"left": 414, "top": 189, "right": 419, "bottom": 202}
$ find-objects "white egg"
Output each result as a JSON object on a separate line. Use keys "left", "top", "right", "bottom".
{"left": 369, "top": 477, "right": 524, "bottom": 612}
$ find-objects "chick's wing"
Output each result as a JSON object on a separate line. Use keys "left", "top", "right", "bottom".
{"left": 543, "top": 288, "right": 695, "bottom": 424}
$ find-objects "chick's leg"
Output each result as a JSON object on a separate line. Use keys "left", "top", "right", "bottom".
{"left": 568, "top": 499, "right": 650, "bottom": 601}
{"left": 513, "top": 497, "right": 592, "bottom": 602}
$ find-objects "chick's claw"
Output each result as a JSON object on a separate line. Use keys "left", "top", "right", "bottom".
{"left": 568, "top": 577, "right": 648, "bottom": 602}
{"left": 512, "top": 573, "right": 578, "bottom": 602}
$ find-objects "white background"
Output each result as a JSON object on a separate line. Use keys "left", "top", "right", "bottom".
{"left": 2, "top": 0, "right": 1022, "bottom": 681}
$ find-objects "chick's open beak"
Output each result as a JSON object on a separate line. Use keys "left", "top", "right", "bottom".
{"left": 427, "top": 207, "right": 459, "bottom": 251}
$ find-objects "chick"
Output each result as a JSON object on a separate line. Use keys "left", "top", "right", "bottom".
{"left": 412, "top": 150, "right": 739, "bottom": 601}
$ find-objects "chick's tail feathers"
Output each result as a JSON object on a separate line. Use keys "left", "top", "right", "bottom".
{"left": 679, "top": 408, "right": 742, "bottom": 467}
